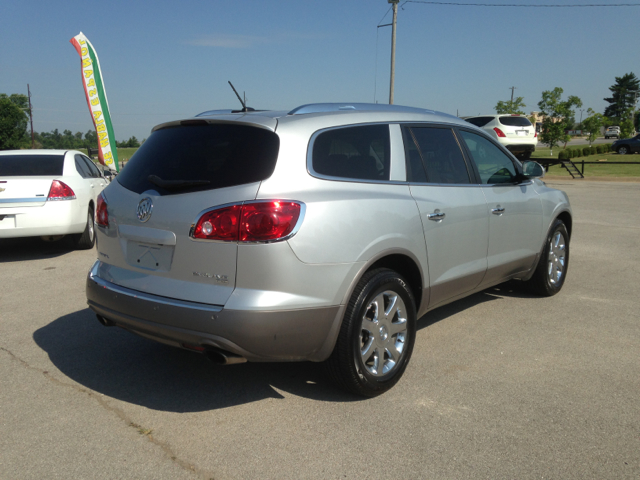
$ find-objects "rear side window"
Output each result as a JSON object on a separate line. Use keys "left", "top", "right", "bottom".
{"left": 0, "top": 155, "right": 64, "bottom": 176}
{"left": 116, "top": 124, "right": 280, "bottom": 195}
{"left": 465, "top": 117, "right": 494, "bottom": 127}
{"left": 498, "top": 116, "right": 532, "bottom": 127}
{"left": 312, "top": 125, "right": 390, "bottom": 181}
{"left": 75, "top": 154, "right": 92, "bottom": 178}
{"left": 404, "top": 127, "right": 471, "bottom": 184}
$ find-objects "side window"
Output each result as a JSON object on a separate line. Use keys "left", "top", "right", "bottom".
{"left": 401, "top": 128, "right": 427, "bottom": 182}
{"left": 82, "top": 155, "right": 101, "bottom": 178}
{"left": 312, "top": 125, "right": 390, "bottom": 181}
{"left": 74, "top": 154, "right": 92, "bottom": 178}
{"left": 406, "top": 127, "right": 471, "bottom": 184}
{"left": 459, "top": 130, "right": 518, "bottom": 184}
{"left": 465, "top": 116, "right": 494, "bottom": 127}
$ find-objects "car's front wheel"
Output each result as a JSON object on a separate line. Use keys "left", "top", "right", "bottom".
{"left": 523, "top": 219, "right": 569, "bottom": 296}
{"left": 617, "top": 145, "right": 629, "bottom": 155}
{"left": 326, "top": 268, "right": 417, "bottom": 397}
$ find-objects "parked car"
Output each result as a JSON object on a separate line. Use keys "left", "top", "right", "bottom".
{"left": 463, "top": 114, "right": 537, "bottom": 159}
{"left": 612, "top": 133, "right": 640, "bottom": 154}
{"left": 0, "top": 149, "right": 107, "bottom": 249}
{"left": 605, "top": 126, "right": 621, "bottom": 139}
{"left": 86, "top": 103, "right": 572, "bottom": 397}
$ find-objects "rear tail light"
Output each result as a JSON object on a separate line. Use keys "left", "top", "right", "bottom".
{"left": 191, "top": 201, "right": 303, "bottom": 242}
{"left": 534, "top": 130, "right": 538, "bottom": 138}
{"left": 96, "top": 192, "right": 109, "bottom": 227}
{"left": 493, "top": 127, "right": 506, "bottom": 138}
{"left": 47, "top": 180, "right": 75, "bottom": 200}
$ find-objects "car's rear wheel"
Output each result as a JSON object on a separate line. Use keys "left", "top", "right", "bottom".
{"left": 617, "top": 145, "right": 629, "bottom": 155}
{"left": 326, "top": 268, "right": 416, "bottom": 397}
{"left": 72, "top": 207, "right": 96, "bottom": 250}
{"left": 522, "top": 219, "right": 569, "bottom": 296}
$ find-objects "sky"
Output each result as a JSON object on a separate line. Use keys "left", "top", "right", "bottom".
{"left": 2, "top": 0, "right": 639, "bottom": 142}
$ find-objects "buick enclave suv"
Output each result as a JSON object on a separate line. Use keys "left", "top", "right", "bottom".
{"left": 86, "top": 103, "right": 571, "bottom": 396}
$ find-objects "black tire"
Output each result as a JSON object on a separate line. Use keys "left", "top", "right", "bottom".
{"left": 72, "top": 207, "right": 96, "bottom": 250}
{"left": 326, "top": 268, "right": 417, "bottom": 397}
{"left": 522, "top": 219, "right": 569, "bottom": 296}
{"left": 519, "top": 151, "right": 532, "bottom": 160}
{"left": 617, "top": 145, "right": 629, "bottom": 155}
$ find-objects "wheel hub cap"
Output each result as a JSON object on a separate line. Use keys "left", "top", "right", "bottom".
{"left": 359, "top": 290, "right": 408, "bottom": 377}
{"left": 547, "top": 231, "right": 566, "bottom": 285}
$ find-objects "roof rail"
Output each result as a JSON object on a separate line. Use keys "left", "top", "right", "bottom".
{"left": 288, "top": 103, "right": 436, "bottom": 116}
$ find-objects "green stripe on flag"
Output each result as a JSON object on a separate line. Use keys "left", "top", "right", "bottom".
{"left": 86, "top": 43, "right": 119, "bottom": 171}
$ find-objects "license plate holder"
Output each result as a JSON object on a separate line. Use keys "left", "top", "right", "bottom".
{"left": 126, "top": 242, "right": 175, "bottom": 271}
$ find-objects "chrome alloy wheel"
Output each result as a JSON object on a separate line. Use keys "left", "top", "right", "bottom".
{"left": 359, "top": 290, "right": 408, "bottom": 376}
{"left": 547, "top": 231, "right": 566, "bottom": 285}
{"left": 88, "top": 211, "right": 95, "bottom": 241}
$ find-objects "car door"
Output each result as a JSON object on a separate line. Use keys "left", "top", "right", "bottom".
{"left": 457, "top": 129, "right": 543, "bottom": 287}
{"left": 403, "top": 125, "right": 489, "bottom": 308}
{"left": 80, "top": 155, "right": 107, "bottom": 200}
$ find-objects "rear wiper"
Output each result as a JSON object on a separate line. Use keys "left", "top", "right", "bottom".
{"left": 148, "top": 174, "right": 210, "bottom": 191}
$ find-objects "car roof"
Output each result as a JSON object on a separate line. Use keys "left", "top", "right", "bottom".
{"left": 151, "top": 103, "right": 468, "bottom": 133}
{"left": 0, "top": 149, "right": 82, "bottom": 157}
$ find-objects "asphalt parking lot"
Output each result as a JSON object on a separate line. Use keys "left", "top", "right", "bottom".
{"left": 1, "top": 180, "right": 639, "bottom": 480}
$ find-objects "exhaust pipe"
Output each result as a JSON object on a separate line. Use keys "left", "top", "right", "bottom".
{"left": 96, "top": 314, "right": 115, "bottom": 327}
{"left": 204, "top": 347, "right": 247, "bottom": 365}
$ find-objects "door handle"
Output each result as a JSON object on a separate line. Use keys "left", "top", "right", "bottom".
{"left": 90, "top": 184, "right": 95, "bottom": 188}
{"left": 491, "top": 205, "right": 505, "bottom": 215}
{"left": 427, "top": 210, "right": 446, "bottom": 221}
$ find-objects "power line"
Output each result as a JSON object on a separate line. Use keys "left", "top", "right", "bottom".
{"left": 404, "top": 1, "right": 640, "bottom": 7}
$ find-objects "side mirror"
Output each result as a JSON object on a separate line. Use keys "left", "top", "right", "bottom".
{"left": 521, "top": 160, "right": 545, "bottom": 178}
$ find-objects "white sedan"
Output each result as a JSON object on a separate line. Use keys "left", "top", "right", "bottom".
{"left": 0, "top": 149, "right": 108, "bottom": 249}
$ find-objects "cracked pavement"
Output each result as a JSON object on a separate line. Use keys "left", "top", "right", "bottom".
{"left": 1, "top": 180, "right": 639, "bottom": 479}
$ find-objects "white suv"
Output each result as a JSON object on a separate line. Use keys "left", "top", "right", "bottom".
{"left": 464, "top": 114, "right": 537, "bottom": 159}
{"left": 605, "top": 126, "right": 621, "bottom": 139}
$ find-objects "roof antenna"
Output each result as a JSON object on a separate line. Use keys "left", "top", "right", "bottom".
{"left": 228, "top": 81, "right": 254, "bottom": 112}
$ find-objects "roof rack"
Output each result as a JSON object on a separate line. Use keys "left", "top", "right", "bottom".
{"left": 288, "top": 103, "right": 436, "bottom": 116}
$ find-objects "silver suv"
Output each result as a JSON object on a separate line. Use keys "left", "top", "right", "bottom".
{"left": 86, "top": 103, "right": 572, "bottom": 397}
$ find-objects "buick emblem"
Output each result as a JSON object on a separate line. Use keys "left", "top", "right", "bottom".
{"left": 136, "top": 197, "right": 153, "bottom": 222}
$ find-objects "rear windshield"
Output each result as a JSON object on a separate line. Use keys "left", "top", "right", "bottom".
{"left": 0, "top": 155, "right": 64, "bottom": 176}
{"left": 116, "top": 123, "right": 280, "bottom": 195}
{"left": 465, "top": 117, "right": 494, "bottom": 127}
{"left": 498, "top": 116, "right": 532, "bottom": 127}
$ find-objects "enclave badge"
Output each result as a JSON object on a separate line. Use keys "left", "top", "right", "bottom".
{"left": 137, "top": 197, "right": 153, "bottom": 222}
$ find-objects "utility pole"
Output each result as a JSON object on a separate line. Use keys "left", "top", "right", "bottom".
{"left": 389, "top": 0, "right": 399, "bottom": 105}
{"left": 27, "top": 84, "right": 34, "bottom": 149}
{"left": 509, "top": 86, "right": 516, "bottom": 104}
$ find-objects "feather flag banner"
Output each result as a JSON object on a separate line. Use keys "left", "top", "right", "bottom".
{"left": 70, "top": 32, "right": 119, "bottom": 172}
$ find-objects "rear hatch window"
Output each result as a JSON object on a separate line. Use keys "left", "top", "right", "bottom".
{"left": 116, "top": 123, "right": 280, "bottom": 195}
{"left": 498, "top": 116, "right": 532, "bottom": 127}
{"left": 0, "top": 155, "right": 64, "bottom": 176}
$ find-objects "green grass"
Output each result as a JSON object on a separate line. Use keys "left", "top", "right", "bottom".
{"left": 531, "top": 147, "right": 640, "bottom": 177}
{"left": 116, "top": 147, "right": 138, "bottom": 162}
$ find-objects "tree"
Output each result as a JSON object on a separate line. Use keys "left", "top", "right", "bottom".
{"left": 619, "top": 112, "right": 635, "bottom": 140}
{"left": 0, "top": 97, "right": 29, "bottom": 150}
{"left": 537, "top": 87, "right": 582, "bottom": 156}
{"left": 495, "top": 96, "right": 526, "bottom": 115}
{"left": 581, "top": 108, "right": 606, "bottom": 146}
{"left": 604, "top": 72, "right": 639, "bottom": 119}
